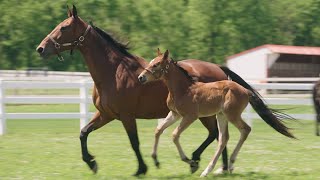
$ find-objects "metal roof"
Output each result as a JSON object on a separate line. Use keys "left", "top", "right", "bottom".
{"left": 227, "top": 44, "right": 320, "bottom": 60}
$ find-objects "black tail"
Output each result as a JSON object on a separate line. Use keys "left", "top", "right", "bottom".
{"left": 220, "top": 66, "right": 296, "bottom": 139}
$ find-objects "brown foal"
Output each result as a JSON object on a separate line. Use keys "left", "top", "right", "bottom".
{"left": 138, "top": 50, "right": 295, "bottom": 177}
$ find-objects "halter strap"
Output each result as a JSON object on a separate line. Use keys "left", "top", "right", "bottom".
{"left": 47, "top": 25, "right": 91, "bottom": 61}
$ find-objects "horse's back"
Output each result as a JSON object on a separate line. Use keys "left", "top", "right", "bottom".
{"left": 178, "top": 59, "right": 227, "bottom": 82}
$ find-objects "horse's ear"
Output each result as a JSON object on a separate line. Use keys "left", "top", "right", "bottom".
{"left": 72, "top": 5, "right": 78, "bottom": 18}
{"left": 67, "top": 5, "right": 72, "bottom": 17}
{"left": 157, "top": 48, "right": 162, "bottom": 56}
{"left": 163, "top": 50, "right": 170, "bottom": 61}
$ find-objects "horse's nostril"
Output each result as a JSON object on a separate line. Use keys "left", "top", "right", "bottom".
{"left": 138, "top": 75, "right": 146, "bottom": 83}
{"left": 36, "top": 47, "right": 44, "bottom": 54}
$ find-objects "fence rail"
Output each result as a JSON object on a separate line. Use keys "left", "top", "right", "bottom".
{"left": 0, "top": 78, "right": 317, "bottom": 135}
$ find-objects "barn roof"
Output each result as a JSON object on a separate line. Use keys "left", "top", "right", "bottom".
{"left": 227, "top": 44, "right": 320, "bottom": 60}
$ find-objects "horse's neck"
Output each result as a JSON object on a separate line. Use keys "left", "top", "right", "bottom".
{"left": 164, "top": 64, "right": 193, "bottom": 99}
{"left": 79, "top": 29, "right": 144, "bottom": 87}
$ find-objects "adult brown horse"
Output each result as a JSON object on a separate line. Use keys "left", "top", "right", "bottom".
{"left": 36, "top": 5, "right": 248, "bottom": 176}
{"left": 313, "top": 80, "right": 320, "bottom": 136}
{"left": 138, "top": 50, "right": 295, "bottom": 177}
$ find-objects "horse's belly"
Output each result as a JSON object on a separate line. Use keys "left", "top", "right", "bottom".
{"left": 197, "top": 104, "right": 221, "bottom": 118}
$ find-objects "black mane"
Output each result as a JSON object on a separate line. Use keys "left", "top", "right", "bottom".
{"left": 90, "top": 23, "right": 134, "bottom": 58}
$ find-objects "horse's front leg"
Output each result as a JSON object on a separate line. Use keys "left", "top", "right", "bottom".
{"left": 172, "top": 117, "right": 196, "bottom": 165}
{"left": 152, "top": 111, "right": 181, "bottom": 168}
{"left": 80, "top": 111, "right": 113, "bottom": 173}
{"left": 121, "top": 115, "right": 147, "bottom": 176}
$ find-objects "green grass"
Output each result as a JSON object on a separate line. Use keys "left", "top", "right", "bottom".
{"left": 0, "top": 112, "right": 319, "bottom": 179}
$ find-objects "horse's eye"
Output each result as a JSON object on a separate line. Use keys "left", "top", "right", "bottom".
{"left": 153, "top": 64, "right": 159, "bottom": 68}
{"left": 60, "top": 26, "right": 68, "bottom": 32}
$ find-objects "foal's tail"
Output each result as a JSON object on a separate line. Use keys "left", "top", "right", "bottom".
{"left": 219, "top": 66, "right": 296, "bottom": 139}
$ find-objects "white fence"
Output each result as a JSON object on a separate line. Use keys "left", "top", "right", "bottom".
{"left": 0, "top": 79, "right": 317, "bottom": 135}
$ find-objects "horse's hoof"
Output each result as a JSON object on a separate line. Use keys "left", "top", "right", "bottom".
{"left": 155, "top": 161, "right": 160, "bottom": 168}
{"left": 88, "top": 159, "right": 98, "bottom": 174}
{"left": 133, "top": 164, "right": 147, "bottom": 176}
{"left": 190, "top": 160, "right": 199, "bottom": 174}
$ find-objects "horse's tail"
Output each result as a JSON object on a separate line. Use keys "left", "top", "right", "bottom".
{"left": 220, "top": 66, "right": 296, "bottom": 139}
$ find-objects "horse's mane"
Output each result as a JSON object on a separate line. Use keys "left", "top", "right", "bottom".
{"left": 90, "top": 23, "right": 134, "bottom": 58}
{"left": 172, "top": 59, "right": 195, "bottom": 83}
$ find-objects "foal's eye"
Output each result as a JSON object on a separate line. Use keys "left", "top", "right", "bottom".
{"left": 153, "top": 64, "right": 159, "bottom": 68}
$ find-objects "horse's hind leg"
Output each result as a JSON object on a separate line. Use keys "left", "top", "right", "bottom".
{"left": 200, "top": 112, "right": 229, "bottom": 177}
{"left": 152, "top": 111, "right": 181, "bottom": 168}
{"left": 80, "top": 111, "right": 113, "bottom": 173}
{"left": 227, "top": 115, "right": 251, "bottom": 173}
{"left": 190, "top": 116, "right": 228, "bottom": 174}
{"left": 316, "top": 114, "right": 320, "bottom": 136}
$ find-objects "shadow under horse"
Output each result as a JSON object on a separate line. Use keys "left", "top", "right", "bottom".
{"left": 36, "top": 5, "right": 259, "bottom": 176}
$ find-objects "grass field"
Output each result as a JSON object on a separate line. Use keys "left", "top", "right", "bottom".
{"left": 0, "top": 104, "right": 320, "bottom": 179}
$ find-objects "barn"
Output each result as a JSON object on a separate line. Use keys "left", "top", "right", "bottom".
{"left": 226, "top": 44, "right": 320, "bottom": 79}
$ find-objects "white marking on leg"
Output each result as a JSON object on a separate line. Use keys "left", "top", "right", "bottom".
{"left": 200, "top": 113, "right": 229, "bottom": 177}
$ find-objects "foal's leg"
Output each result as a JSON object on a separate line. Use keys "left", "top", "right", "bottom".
{"left": 190, "top": 116, "right": 228, "bottom": 173}
{"left": 121, "top": 115, "right": 147, "bottom": 176}
{"left": 200, "top": 113, "right": 229, "bottom": 177}
{"left": 80, "top": 111, "right": 114, "bottom": 173}
{"left": 172, "top": 117, "right": 197, "bottom": 164}
{"left": 152, "top": 111, "right": 181, "bottom": 168}
{"left": 227, "top": 115, "right": 251, "bottom": 173}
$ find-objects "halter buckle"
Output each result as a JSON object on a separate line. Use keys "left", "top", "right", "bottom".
{"left": 79, "top": 36, "right": 84, "bottom": 42}
{"left": 55, "top": 43, "right": 61, "bottom": 49}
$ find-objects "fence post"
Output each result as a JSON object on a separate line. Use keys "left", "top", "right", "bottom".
{"left": 80, "top": 79, "right": 90, "bottom": 130}
{"left": 0, "top": 79, "right": 6, "bottom": 135}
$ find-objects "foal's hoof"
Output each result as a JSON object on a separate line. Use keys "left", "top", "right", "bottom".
{"left": 151, "top": 154, "right": 160, "bottom": 168}
{"left": 213, "top": 167, "right": 229, "bottom": 175}
{"left": 133, "top": 164, "right": 147, "bottom": 176}
{"left": 190, "top": 160, "right": 199, "bottom": 174}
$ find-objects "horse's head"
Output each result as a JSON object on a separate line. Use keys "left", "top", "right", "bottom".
{"left": 138, "top": 49, "right": 171, "bottom": 84}
{"left": 36, "top": 5, "right": 90, "bottom": 61}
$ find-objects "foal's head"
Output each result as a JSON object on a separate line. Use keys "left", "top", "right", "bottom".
{"left": 138, "top": 49, "right": 171, "bottom": 84}
{"left": 36, "top": 5, "right": 89, "bottom": 60}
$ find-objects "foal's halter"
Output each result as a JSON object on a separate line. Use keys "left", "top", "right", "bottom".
{"left": 47, "top": 25, "right": 91, "bottom": 61}
{"left": 145, "top": 61, "right": 171, "bottom": 79}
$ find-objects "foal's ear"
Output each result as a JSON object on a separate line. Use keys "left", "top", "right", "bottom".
{"left": 163, "top": 50, "right": 170, "bottom": 61}
{"left": 72, "top": 5, "right": 78, "bottom": 18}
{"left": 67, "top": 5, "right": 72, "bottom": 17}
{"left": 157, "top": 48, "right": 162, "bottom": 56}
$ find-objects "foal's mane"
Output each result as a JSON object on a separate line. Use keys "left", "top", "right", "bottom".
{"left": 172, "top": 59, "right": 195, "bottom": 83}
{"left": 90, "top": 23, "right": 134, "bottom": 58}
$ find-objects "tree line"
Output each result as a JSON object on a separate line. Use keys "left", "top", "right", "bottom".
{"left": 1, "top": 0, "right": 320, "bottom": 71}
